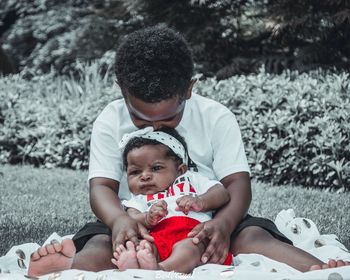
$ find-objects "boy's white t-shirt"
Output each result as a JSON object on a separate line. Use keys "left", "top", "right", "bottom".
{"left": 88, "top": 93, "right": 250, "bottom": 200}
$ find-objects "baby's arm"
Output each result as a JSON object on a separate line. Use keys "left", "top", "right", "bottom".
{"left": 127, "top": 200, "right": 168, "bottom": 229}
{"left": 176, "top": 184, "right": 230, "bottom": 215}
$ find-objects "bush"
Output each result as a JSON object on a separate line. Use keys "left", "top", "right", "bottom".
{"left": 196, "top": 68, "right": 350, "bottom": 190}
{"left": 0, "top": 60, "right": 120, "bottom": 169}
{"left": 1, "top": 63, "right": 349, "bottom": 190}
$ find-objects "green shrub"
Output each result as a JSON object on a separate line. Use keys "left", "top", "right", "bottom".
{"left": 1, "top": 63, "right": 349, "bottom": 190}
{"left": 0, "top": 61, "right": 120, "bottom": 169}
{"left": 196, "top": 68, "right": 350, "bottom": 190}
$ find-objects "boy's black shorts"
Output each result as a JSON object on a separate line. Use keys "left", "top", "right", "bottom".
{"left": 72, "top": 214, "right": 292, "bottom": 252}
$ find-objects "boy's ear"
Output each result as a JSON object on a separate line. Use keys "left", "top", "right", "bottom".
{"left": 185, "top": 79, "right": 197, "bottom": 100}
{"left": 178, "top": 163, "right": 188, "bottom": 175}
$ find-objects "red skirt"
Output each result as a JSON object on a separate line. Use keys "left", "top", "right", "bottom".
{"left": 150, "top": 216, "right": 233, "bottom": 265}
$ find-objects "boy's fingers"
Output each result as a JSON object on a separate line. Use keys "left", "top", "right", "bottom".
{"left": 201, "top": 242, "right": 216, "bottom": 263}
{"left": 114, "top": 231, "right": 130, "bottom": 250}
{"left": 187, "top": 223, "right": 204, "bottom": 239}
{"left": 139, "top": 224, "right": 154, "bottom": 242}
{"left": 192, "top": 229, "right": 211, "bottom": 245}
{"left": 219, "top": 248, "right": 229, "bottom": 264}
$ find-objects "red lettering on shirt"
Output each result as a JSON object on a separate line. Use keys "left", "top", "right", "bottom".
{"left": 146, "top": 194, "right": 154, "bottom": 201}
{"left": 157, "top": 193, "right": 165, "bottom": 200}
{"left": 189, "top": 184, "right": 196, "bottom": 193}
{"left": 176, "top": 183, "right": 185, "bottom": 193}
{"left": 168, "top": 185, "right": 175, "bottom": 196}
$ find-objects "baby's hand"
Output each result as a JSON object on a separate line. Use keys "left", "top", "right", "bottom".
{"left": 176, "top": 195, "right": 204, "bottom": 215}
{"left": 146, "top": 200, "right": 168, "bottom": 227}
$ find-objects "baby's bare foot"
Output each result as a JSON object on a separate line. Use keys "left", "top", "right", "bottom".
{"left": 309, "top": 259, "right": 350, "bottom": 271}
{"left": 28, "top": 239, "right": 75, "bottom": 277}
{"left": 112, "top": 241, "right": 139, "bottom": 270}
{"left": 137, "top": 240, "right": 158, "bottom": 270}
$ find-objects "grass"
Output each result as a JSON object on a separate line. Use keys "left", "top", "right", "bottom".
{"left": 1, "top": 164, "right": 349, "bottom": 257}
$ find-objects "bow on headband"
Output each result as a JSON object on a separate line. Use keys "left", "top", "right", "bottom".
{"left": 119, "top": 127, "right": 188, "bottom": 164}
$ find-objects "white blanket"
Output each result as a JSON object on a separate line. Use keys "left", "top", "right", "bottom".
{"left": 1, "top": 209, "right": 349, "bottom": 280}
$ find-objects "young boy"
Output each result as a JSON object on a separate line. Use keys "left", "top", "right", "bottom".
{"left": 113, "top": 127, "right": 232, "bottom": 273}
{"left": 28, "top": 26, "right": 349, "bottom": 277}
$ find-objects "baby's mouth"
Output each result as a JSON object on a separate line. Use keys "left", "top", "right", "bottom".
{"left": 140, "top": 184, "right": 156, "bottom": 192}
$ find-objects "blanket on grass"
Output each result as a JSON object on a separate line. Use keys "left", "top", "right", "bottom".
{"left": 1, "top": 209, "right": 349, "bottom": 280}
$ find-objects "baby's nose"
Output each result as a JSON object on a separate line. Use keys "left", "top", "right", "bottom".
{"left": 141, "top": 171, "right": 151, "bottom": 180}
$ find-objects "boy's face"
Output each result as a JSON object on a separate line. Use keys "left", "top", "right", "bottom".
{"left": 122, "top": 80, "right": 195, "bottom": 129}
{"left": 125, "top": 93, "right": 185, "bottom": 129}
{"left": 126, "top": 144, "right": 186, "bottom": 195}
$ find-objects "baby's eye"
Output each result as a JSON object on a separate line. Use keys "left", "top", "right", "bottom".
{"left": 152, "top": 165, "right": 163, "bottom": 171}
{"left": 128, "top": 170, "right": 140, "bottom": 176}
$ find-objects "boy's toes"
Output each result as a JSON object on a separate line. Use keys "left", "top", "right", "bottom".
{"left": 45, "top": 244, "right": 56, "bottom": 254}
{"left": 38, "top": 246, "right": 49, "bottom": 257}
{"left": 335, "top": 260, "right": 346, "bottom": 267}
{"left": 30, "top": 251, "right": 41, "bottom": 261}
{"left": 50, "top": 240, "right": 62, "bottom": 252}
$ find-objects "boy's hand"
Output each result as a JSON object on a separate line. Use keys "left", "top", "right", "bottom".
{"left": 146, "top": 200, "right": 168, "bottom": 226}
{"left": 111, "top": 214, "right": 154, "bottom": 251}
{"left": 187, "top": 219, "right": 230, "bottom": 264}
{"left": 175, "top": 195, "right": 205, "bottom": 214}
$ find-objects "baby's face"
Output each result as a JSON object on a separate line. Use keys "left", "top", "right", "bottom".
{"left": 126, "top": 144, "right": 182, "bottom": 195}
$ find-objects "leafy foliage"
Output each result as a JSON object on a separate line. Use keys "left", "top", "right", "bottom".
{"left": 1, "top": 62, "right": 349, "bottom": 190}
{"left": 0, "top": 60, "right": 119, "bottom": 169}
{"left": 266, "top": 0, "right": 350, "bottom": 72}
{"left": 196, "top": 68, "right": 350, "bottom": 190}
{"left": 1, "top": 0, "right": 349, "bottom": 76}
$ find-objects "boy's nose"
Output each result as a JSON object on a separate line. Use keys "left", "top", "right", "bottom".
{"left": 151, "top": 122, "right": 163, "bottom": 130}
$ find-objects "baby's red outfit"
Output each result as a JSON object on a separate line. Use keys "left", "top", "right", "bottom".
{"left": 150, "top": 216, "right": 233, "bottom": 265}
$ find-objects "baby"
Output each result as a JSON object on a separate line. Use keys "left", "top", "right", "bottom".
{"left": 112, "top": 127, "right": 232, "bottom": 274}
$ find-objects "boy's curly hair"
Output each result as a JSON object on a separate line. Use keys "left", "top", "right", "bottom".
{"left": 115, "top": 26, "right": 194, "bottom": 103}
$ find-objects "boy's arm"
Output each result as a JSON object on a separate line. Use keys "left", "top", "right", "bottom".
{"left": 176, "top": 184, "right": 230, "bottom": 214}
{"left": 188, "top": 172, "right": 251, "bottom": 263}
{"left": 198, "top": 183, "right": 230, "bottom": 211}
{"left": 90, "top": 177, "right": 153, "bottom": 249}
{"left": 126, "top": 207, "right": 149, "bottom": 228}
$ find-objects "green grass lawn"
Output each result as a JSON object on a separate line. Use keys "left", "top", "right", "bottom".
{"left": 1, "top": 164, "right": 349, "bottom": 256}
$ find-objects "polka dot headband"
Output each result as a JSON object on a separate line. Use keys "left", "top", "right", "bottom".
{"left": 119, "top": 127, "right": 188, "bottom": 164}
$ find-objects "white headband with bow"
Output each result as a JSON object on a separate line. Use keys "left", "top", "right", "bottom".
{"left": 119, "top": 127, "right": 188, "bottom": 164}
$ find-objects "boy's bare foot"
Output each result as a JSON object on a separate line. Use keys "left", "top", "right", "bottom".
{"left": 309, "top": 259, "right": 350, "bottom": 271}
{"left": 28, "top": 239, "right": 76, "bottom": 277}
{"left": 136, "top": 240, "right": 158, "bottom": 270}
{"left": 112, "top": 241, "right": 139, "bottom": 270}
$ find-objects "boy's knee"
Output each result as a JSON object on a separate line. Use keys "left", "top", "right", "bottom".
{"left": 72, "top": 234, "right": 114, "bottom": 271}
{"left": 231, "top": 226, "right": 273, "bottom": 253}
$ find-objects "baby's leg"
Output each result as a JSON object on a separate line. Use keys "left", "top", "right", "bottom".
{"left": 159, "top": 238, "right": 206, "bottom": 274}
{"left": 137, "top": 240, "right": 160, "bottom": 270}
{"left": 28, "top": 239, "right": 76, "bottom": 277}
{"left": 112, "top": 241, "right": 139, "bottom": 270}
